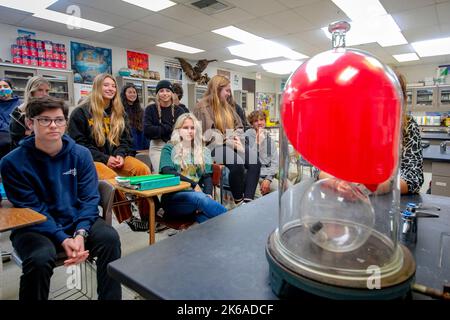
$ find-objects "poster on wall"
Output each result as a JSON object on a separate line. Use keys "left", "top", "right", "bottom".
{"left": 71, "top": 41, "right": 112, "bottom": 84}
{"left": 127, "top": 50, "right": 149, "bottom": 70}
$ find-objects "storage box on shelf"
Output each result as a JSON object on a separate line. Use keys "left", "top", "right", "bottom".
{"left": 0, "top": 62, "right": 74, "bottom": 105}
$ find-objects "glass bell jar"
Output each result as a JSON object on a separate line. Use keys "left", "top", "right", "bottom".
{"left": 266, "top": 21, "right": 415, "bottom": 299}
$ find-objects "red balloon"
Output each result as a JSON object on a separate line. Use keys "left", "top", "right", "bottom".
{"left": 282, "top": 49, "right": 402, "bottom": 185}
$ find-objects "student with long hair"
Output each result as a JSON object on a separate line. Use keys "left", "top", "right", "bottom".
{"left": 120, "top": 83, "right": 149, "bottom": 151}
{"left": 159, "top": 113, "right": 227, "bottom": 222}
{"left": 193, "top": 75, "right": 261, "bottom": 205}
{"left": 9, "top": 76, "right": 50, "bottom": 149}
{"left": 144, "top": 80, "right": 185, "bottom": 172}
{"left": 68, "top": 73, "right": 151, "bottom": 228}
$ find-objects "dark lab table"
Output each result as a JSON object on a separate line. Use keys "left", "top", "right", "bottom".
{"left": 108, "top": 192, "right": 450, "bottom": 300}
{"left": 422, "top": 145, "right": 450, "bottom": 162}
{"left": 421, "top": 133, "right": 450, "bottom": 141}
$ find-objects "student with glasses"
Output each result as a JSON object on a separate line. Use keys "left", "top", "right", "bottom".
{"left": 0, "top": 96, "right": 122, "bottom": 300}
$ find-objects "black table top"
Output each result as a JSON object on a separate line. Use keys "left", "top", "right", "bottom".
{"left": 108, "top": 192, "right": 450, "bottom": 300}
{"left": 421, "top": 133, "right": 450, "bottom": 140}
{"left": 422, "top": 145, "right": 450, "bottom": 162}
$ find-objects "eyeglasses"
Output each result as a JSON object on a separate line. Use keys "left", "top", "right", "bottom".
{"left": 32, "top": 117, "right": 67, "bottom": 127}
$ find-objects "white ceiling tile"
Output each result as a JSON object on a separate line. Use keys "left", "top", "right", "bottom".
{"left": 294, "top": 0, "right": 348, "bottom": 29}
{"left": 138, "top": 14, "right": 201, "bottom": 36}
{"left": 277, "top": 0, "right": 322, "bottom": 9}
{"left": 295, "top": 28, "right": 333, "bottom": 49}
{"left": 0, "top": 7, "right": 29, "bottom": 25}
{"left": 383, "top": 44, "right": 418, "bottom": 55}
{"left": 1, "top": 0, "right": 448, "bottom": 72}
{"left": 121, "top": 21, "right": 178, "bottom": 40}
{"left": 101, "top": 28, "right": 158, "bottom": 45}
{"left": 272, "top": 34, "right": 321, "bottom": 56}
{"left": 211, "top": 7, "right": 255, "bottom": 24}
{"left": 18, "top": 16, "right": 100, "bottom": 41}
{"left": 380, "top": 0, "right": 436, "bottom": 14}
{"left": 235, "top": 18, "right": 287, "bottom": 38}
{"left": 262, "top": 10, "right": 314, "bottom": 33}
{"left": 440, "top": 23, "right": 450, "bottom": 37}
{"left": 179, "top": 32, "right": 237, "bottom": 50}
{"left": 392, "top": 5, "right": 439, "bottom": 30}
{"left": 160, "top": 4, "right": 224, "bottom": 30}
{"left": 62, "top": 0, "right": 153, "bottom": 20}
{"left": 402, "top": 25, "right": 441, "bottom": 42}
{"left": 226, "top": 0, "right": 287, "bottom": 17}
{"left": 436, "top": 1, "right": 450, "bottom": 25}
{"left": 47, "top": 1, "right": 131, "bottom": 27}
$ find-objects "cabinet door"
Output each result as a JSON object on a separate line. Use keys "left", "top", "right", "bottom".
{"left": 414, "top": 87, "right": 436, "bottom": 108}
{"left": 406, "top": 88, "right": 413, "bottom": 109}
{"left": 145, "top": 80, "right": 158, "bottom": 107}
{"left": 438, "top": 86, "right": 450, "bottom": 108}
{"left": 0, "top": 66, "right": 36, "bottom": 100}
{"left": 37, "top": 70, "right": 73, "bottom": 105}
{"left": 195, "top": 86, "right": 207, "bottom": 102}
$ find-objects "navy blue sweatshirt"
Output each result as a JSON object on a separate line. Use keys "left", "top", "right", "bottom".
{"left": 0, "top": 134, "right": 100, "bottom": 243}
{"left": 0, "top": 96, "right": 21, "bottom": 132}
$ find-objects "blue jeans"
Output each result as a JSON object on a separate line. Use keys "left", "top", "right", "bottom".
{"left": 162, "top": 191, "right": 227, "bottom": 223}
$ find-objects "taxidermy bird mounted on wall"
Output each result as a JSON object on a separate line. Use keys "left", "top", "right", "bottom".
{"left": 175, "top": 57, "right": 217, "bottom": 85}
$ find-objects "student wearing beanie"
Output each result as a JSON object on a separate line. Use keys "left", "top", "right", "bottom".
{"left": 144, "top": 79, "right": 186, "bottom": 171}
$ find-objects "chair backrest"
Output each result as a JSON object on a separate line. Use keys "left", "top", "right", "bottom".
{"left": 135, "top": 152, "right": 153, "bottom": 173}
{"left": 98, "top": 180, "right": 115, "bottom": 226}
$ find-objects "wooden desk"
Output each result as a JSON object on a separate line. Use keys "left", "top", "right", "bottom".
{"left": 107, "top": 179, "right": 190, "bottom": 245}
{"left": 0, "top": 203, "right": 46, "bottom": 298}
{"left": 0, "top": 205, "right": 47, "bottom": 233}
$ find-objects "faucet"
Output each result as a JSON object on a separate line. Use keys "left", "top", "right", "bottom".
{"left": 440, "top": 141, "right": 449, "bottom": 153}
{"left": 400, "top": 203, "right": 439, "bottom": 245}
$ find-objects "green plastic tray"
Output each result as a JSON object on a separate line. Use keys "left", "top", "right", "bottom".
{"left": 115, "top": 174, "right": 180, "bottom": 191}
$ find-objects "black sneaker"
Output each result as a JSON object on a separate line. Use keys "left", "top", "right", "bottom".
{"left": 126, "top": 216, "right": 149, "bottom": 232}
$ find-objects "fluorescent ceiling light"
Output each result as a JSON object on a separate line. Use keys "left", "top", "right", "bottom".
{"left": 393, "top": 53, "right": 420, "bottom": 62}
{"left": 411, "top": 37, "right": 450, "bottom": 57}
{"left": 122, "top": 0, "right": 176, "bottom": 12}
{"left": 33, "top": 9, "right": 113, "bottom": 32}
{"left": 224, "top": 59, "right": 256, "bottom": 67}
{"left": 156, "top": 41, "right": 204, "bottom": 54}
{"left": 262, "top": 60, "right": 303, "bottom": 75}
{"left": 0, "top": 0, "right": 57, "bottom": 13}
{"left": 212, "top": 26, "right": 264, "bottom": 44}
{"left": 321, "top": 15, "right": 406, "bottom": 47}
{"left": 228, "top": 40, "right": 308, "bottom": 61}
{"left": 328, "top": 0, "right": 406, "bottom": 47}
{"left": 332, "top": 0, "right": 386, "bottom": 20}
